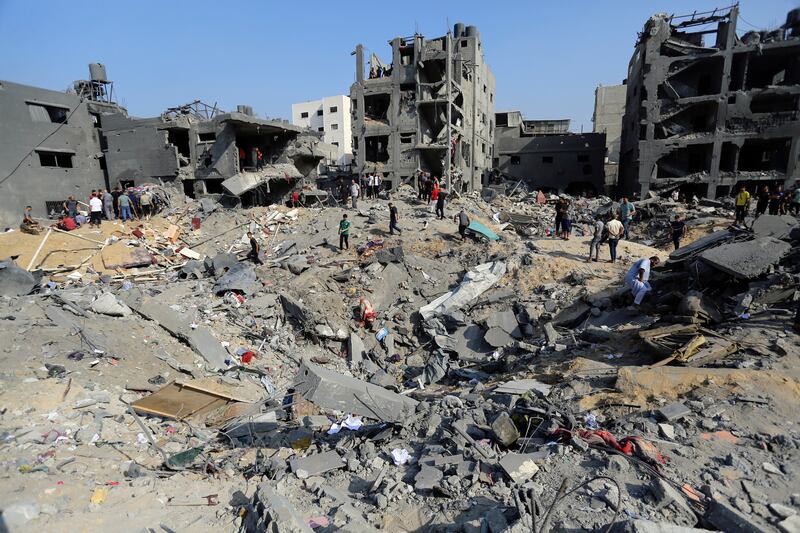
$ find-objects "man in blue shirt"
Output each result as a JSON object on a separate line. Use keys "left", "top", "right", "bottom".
{"left": 619, "top": 197, "right": 636, "bottom": 240}
{"left": 625, "top": 256, "right": 660, "bottom": 305}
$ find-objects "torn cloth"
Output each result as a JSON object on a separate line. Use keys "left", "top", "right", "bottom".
{"left": 553, "top": 428, "right": 667, "bottom": 467}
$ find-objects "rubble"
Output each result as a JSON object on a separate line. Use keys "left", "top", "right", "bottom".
{"left": 0, "top": 180, "right": 798, "bottom": 533}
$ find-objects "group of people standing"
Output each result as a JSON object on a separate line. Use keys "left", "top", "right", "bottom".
{"left": 58, "top": 187, "right": 155, "bottom": 229}
{"left": 360, "top": 173, "right": 383, "bottom": 199}
{"left": 733, "top": 183, "right": 800, "bottom": 224}
{"left": 585, "top": 197, "right": 642, "bottom": 263}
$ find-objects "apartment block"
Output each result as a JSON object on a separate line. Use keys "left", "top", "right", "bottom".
{"left": 291, "top": 95, "right": 352, "bottom": 166}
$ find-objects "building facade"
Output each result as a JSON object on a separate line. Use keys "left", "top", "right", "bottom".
{"left": 593, "top": 84, "right": 627, "bottom": 190}
{"left": 619, "top": 6, "right": 800, "bottom": 198}
{"left": 493, "top": 111, "right": 607, "bottom": 195}
{"left": 291, "top": 95, "right": 352, "bottom": 166}
{"left": 350, "top": 23, "right": 495, "bottom": 192}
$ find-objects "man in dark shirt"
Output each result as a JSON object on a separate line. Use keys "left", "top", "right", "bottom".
{"left": 670, "top": 215, "right": 686, "bottom": 250}
{"left": 111, "top": 186, "right": 122, "bottom": 219}
{"left": 554, "top": 197, "right": 565, "bottom": 237}
{"left": 454, "top": 209, "right": 470, "bottom": 240}
{"left": 63, "top": 196, "right": 78, "bottom": 218}
{"left": 756, "top": 185, "right": 770, "bottom": 217}
{"left": 435, "top": 189, "right": 447, "bottom": 219}
{"left": 388, "top": 203, "right": 401, "bottom": 235}
{"left": 246, "top": 232, "right": 263, "bottom": 264}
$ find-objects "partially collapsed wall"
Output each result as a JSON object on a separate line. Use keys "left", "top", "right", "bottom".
{"left": 619, "top": 6, "right": 800, "bottom": 198}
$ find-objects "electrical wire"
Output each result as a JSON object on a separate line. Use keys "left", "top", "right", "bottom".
{"left": 0, "top": 102, "right": 84, "bottom": 187}
{"left": 537, "top": 475, "right": 623, "bottom": 533}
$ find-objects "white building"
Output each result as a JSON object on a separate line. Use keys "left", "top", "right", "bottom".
{"left": 291, "top": 95, "right": 352, "bottom": 167}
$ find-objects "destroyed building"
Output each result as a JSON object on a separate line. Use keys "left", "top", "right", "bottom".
{"left": 593, "top": 83, "right": 627, "bottom": 189}
{"left": 618, "top": 6, "right": 800, "bottom": 198}
{"left": 492, "top": 112, "right": 607, "bottom": 194}
{"left": 350, "top": 23, "right": 495, "bottom": 192}
{"left": 0, "top": 65, "right": 329, "bottom": 226}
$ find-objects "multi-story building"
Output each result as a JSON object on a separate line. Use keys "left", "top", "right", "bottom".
{"left": 493, "top": 111, "right": 607, "bottom": 195}
{"left": 350, "top": 23, "right": 495, "bottom": 192}
{"left": 618, "top": 6, "right": 800, "bottom": 198}
{"left": 593, "top": 84, "right": 627, "bottom": 190}
{"left": 291, "top": 95, "right": 352, "bottom": 166}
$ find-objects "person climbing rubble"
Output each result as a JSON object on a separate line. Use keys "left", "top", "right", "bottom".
{"left": 454, "top": 209, "right": 470, "bottom": 240}
{"left": 246, "top": 231, "right": 263, "bottom": 265}
{"left": 625, "top": 255, "right": 659, "bottom": 305}
{"left": 670, "top": 215, "right": 686, "bottom": 250}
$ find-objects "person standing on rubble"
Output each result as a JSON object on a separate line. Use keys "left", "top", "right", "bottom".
{"left": 246, "top": 231, "right": 263, "bottom": 265}
{"left": 587, "top": 215, "right": 604, "bottom": 262}
{"left": 625, "top": 256, "right": 660, "bottom": 305}
{"left": 338, "top": 214, "right": 351, "bottom": 250}
{"left": 755, "top": 185, "right": 770, "bottom": 218}
{"left": 670, "top": 215, "right": 686, "bottom": 251}
{"left": 63, "top": 195, "right": 78, "bottom": 219}
{"left": 560, "top": 199, "right": 572, "bottom": 240}
{"left": 102, "top": 189, "right": 114, "bottom": 220}
{"left": 111, "top": 186, "right": 122, "bottom": 219}
{"left": 770, "top": 184, "right": 786, "bottom": 215}
{"left": 139, "top": 189, "right": 153, "bottom": 220}
{"left": 606, "top": 213, "right": 624, "bottom": 263}
{"left": 388, "top": 202, "right": 401, "bottom": 235}
{"left": 256, "top": 148, "right": 264, "bottom": 171}
{"left": 88, "top": 193, "right": 103, "bottom": 227}
{"left": 418, "top": 173, "right": 427, "bottom": 200}
{"left": 734, "top": 185, "right": 751, "bottom": 224}
{"left": 350, "top": 180, "right": 360, "bottom": 209}
{"left": 117, "top": 190, "right": 133, "bottom": 223}
{"left": 454, "top": 209, "right": 470, "bottom": 240}
{"left": 619, "top": 197, "right": 636, "bottom": 240}
{"left": 435, "top": 188, "right": 447, "bottom": 220}
{"left": 553, "top": 196, "right": 565, "bottom": 237}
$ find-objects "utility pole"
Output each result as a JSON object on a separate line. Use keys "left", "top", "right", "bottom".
{"left": 445, "top": 30, "right": 452, "bottom": 191}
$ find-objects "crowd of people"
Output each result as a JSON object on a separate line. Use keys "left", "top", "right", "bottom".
{"left": 20, "top": 186, "right": 160, "bottom": 235}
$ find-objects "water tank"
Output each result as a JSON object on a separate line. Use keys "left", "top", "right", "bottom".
{"left": 465, "top": 25, "right": 479, "bottom": 39}
{"left": 89, "top": 63, "right": 108, "bottom": 83}
{"left": 236, "top": 105, "right": 254, "bottom": 116}
{"left": 453, "top": 23, "right": 465, "bottom": 38}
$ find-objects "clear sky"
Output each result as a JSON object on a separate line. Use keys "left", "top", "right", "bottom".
{"left": 1, "top": 0, "right": 795, "bottom": 131}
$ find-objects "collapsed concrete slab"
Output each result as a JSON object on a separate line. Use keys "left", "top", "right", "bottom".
{"left": 293, "top": 360, "right": 418, "bottom": 422}
{"left": 289, "top": 450, "right": 343, "bottom": 479}
{"left": 213, "top": 262, "right": 260, "bottom": 295}
{"left": 752, "top": 214, "right": 799, "bottom": 240}
{"left": 0, "top": 258, "right": 37, "bottom": 296}
{"left": 419, "top": 261, "right": 506, "bottom": 320}
{"left": 700, "top": 237, "right": 791, "bottom": 279}
{"left": 498, "top": 452, "right": 540, "bottom": 484}
{"left": 245, "top": 482, "right": 314, "bottom": 533}
{"left": 120, "top": 289, "right": 228, "bottom": 370}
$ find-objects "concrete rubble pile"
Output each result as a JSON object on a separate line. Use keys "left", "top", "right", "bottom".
{"left": 0, "top": 186, "right": 799, "bottom": 533}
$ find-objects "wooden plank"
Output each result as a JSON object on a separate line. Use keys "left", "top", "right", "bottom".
{"left": 131, "top": 380, "right": 246, "bottom": 421}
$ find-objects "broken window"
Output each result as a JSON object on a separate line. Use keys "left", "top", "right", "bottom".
{"left": 37, "top": 150, "right": 73, "bottom": 168}
{"left": 330, "top": 106, "right": 338, "bottom": 113}
{"left": 318, "top": 127, "right": 324, "bottom": 132}
{"left": 332, "top": 142, "right": 339, "bottom": 147}
{"left": 317, "top": 109, "right": 323, "bottom": 116}
{"left": 28, "top": 103, "right": 69, "bottom": 123}
{"left": 750, "top": 93, "right": 798, "bottom": 113}
{"left": 483, "top": 84, "right": 487, "bottom": 93}
{"left": 460, "top": 40, "right": 467, "bottom": 48}
{"left": 510, "top": 156, "right": 520, "bottom": 165}
{"left": 481, "top": 142, "right": 485, "bottom": 153}
{"left": 745, "top": 48, "right": 800, "bottom": 89}
{"left": 400, "top": 133, "right": 414, "bottom": 144}
{"left": 353, "top": 137, "right": 358, "bottom": 150}
{"left": 490, "top": 93, "right": 493, "bottom": 103}
{"left": 198, "top": 132, "right": 216, "bottom": 142}
{"left": 300, "top": 112, "right": 309, "bottom": 118}
{"left": 90, "top": 113, "right": 102, "bottom": 128}
{"left": 738, "top": 137, "right": 791, "bottom": 172}
{"left": 496, "top": 113, "right": 508, "bottom": 127}
{"left": 542, "top": 156, "right": 554, "bottom": 164}
{"left": 364, "top": 93, "right": 390, "bottom": 121}
{"left": 331, "top": 124, "right": 339, "bottom": 130}
{"left": 167, "top": 129, "right": 190, "bottom": 160}
{"left": 365, "top": 135, "right": 390, "bottom": 163}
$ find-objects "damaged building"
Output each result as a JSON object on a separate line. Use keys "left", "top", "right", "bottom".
{"left": 619, "top": 6, "right": 800, "bottom": 198}
{"left": 0, "top": 65, "right": 330, "bottom": 225}
{"left": 492, "top": 112, "right": 607, "bottom": 195}
{"left": 593, "top": 83, "right": 627, "bottom": 189}
{"left": 350, "top": 23, "right": 495, "bottom": 192}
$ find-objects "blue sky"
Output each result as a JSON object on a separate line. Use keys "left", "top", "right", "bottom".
{"left": 1, "top": 0, "right": 795, "bottom": 131}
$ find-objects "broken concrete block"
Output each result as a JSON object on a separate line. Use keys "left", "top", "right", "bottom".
{"left": 247, "top": 482, "right": 314, "bottom": 532}
{"left": 289, "top": 450, "right": 343, "bottom": 479}
{"left": 700, "top": 237, "right": 791, "bottom": 279}
{"left": 543, "top": 322, "right": 559, "bottom": 345}
{"left": 419, "top": 261, "right": 506, "bottom": 320}
{"left": 657, "top": 402, "right": 691, "bottom": 421}
{"left": 498, "top": 452, "right": 540, "bottom": 484}
{"left": 494, "top": 379, "right": 551, "bottom": 397}
{"left": 778, "top": 515, "right": 800, "bottom": 533}
{"left": 414, "top": 465, "right": 443, "bottom": 490}
{"left": 348, "top": 332, "right": 366, "bottom": 365}
{"left": 706, "top": 498, "right": 771, "bottom": 533}
{"left": 658, "top": 423, "right": 675, "bottom": 440}
{"left": 213, "top": 262, "right": 260, "bottom": 295}
{"left": 486, "top": 309, "right": 521, "bottom": 338}
{"left": 491, "top": 412, "right": 519, "bottom": 446}
{"left": 651, "top": 478, "right": 695, "bottom": 518}
{"left": 614, "top": 519, "right": 710, "bottom": 532}
{"left": 90, "top": 292, "right": 131, "bottom": 317}
{"left": 484, "top": 327, "right": 513, "bottom": 348}
{"left": 293, "top": 360, "right": 418, "bottom": 423}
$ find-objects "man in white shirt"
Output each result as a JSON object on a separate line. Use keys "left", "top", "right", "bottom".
{"left": 350, "top": 180, "right": 360, "bottom": 209}
{"left": 605, "top": 214, "right": 624, "bottom": 263}
{"left": 625, "top": 256, "right": 660, "bottom": 305}
{"left": 89, "top": 193, "right": 103, "bottom": 228}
